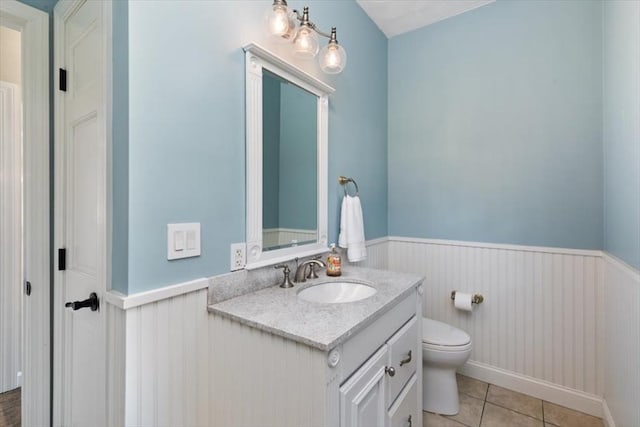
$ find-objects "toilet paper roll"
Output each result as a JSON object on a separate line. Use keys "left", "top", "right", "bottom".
{"left": 454, "top": 292, "right": 474, "bottom": 312}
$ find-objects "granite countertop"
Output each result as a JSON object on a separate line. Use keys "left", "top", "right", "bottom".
{"left": 207, "top": 266, "right": 423, "bottom": 351}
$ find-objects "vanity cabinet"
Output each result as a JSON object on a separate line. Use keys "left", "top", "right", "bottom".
{"left": 209, "top": 284, "right": 423, "bottom": 427}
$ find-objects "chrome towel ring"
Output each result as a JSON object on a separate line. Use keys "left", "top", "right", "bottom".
{"left": 338, "top": 176, "right": 359, "bottom": 197}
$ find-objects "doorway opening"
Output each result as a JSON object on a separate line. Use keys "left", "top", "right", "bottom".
{"left": 0, "top": 23, "right": 23, "bottom": 427}
{"left": 0, "top": 2, "right": 50, "bottom": 425}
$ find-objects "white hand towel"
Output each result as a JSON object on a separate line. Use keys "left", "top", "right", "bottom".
{"left": 338, "top": 195, "right": 367, "bottom": 262}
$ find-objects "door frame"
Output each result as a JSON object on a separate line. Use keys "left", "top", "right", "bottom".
{"left": 52, "top": 0, "right": 113, "bottom": 424}
{"left": 0, "top": 1, "right": 50, "bottom": 425}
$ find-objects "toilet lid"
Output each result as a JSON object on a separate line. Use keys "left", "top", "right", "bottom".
{"left": 422, "top": 318, "right": 471, "bottom": 346}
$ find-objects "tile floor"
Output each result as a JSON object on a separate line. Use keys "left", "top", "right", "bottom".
{"left": 423, "top": 375, "right": 604, "bottom": 427}
{"left": 0, "top": 387, "right": 20, "bottom": 427}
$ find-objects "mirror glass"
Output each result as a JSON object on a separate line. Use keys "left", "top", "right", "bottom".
{"left": 262, "top": 71, "right": 317, "bottom": 251}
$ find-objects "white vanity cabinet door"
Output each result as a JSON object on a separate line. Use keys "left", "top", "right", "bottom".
{"left": 387, "top": 375, "right": 419, "bottom": 427}
{"left": 387, "top": 316, "right": 418, "bottom": 404}
{"left": 340, "top": 345, "right": 389, "bottom": 427}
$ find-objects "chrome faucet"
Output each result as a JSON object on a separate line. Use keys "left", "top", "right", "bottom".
{"left": 294, "top": 259, "right": 326, "bottom": 283}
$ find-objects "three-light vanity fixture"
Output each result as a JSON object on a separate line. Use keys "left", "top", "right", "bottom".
{"left": 266, "top": 0, "right": 347, "bottom": 74}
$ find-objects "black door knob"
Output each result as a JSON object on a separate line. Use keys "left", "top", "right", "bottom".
{"left": 65, "top": 292, "right": 99, "bottom": 311}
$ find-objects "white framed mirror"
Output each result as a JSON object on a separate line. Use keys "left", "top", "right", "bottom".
{"left": 244, "top": 43, "right": 334, "bottom": 269}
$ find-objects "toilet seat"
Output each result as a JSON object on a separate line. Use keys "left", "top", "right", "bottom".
{"left": 423, "top": 340, "right": 472, "bottom": 352}
{"left": 422, "top": 318, "right": 471, "bottom": 351}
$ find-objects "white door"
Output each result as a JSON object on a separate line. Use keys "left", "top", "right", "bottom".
{"left": 340, "top": 345, "right": 389, "bottom": 427}
{"left": 54, "top": 1, "right": 108, "bottom": 425}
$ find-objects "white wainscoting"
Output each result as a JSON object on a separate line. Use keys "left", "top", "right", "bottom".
{"left": 113, "top": 238, "right": 628, "bottom": 424}
{"left": 123, "top": 288, "right": 210, "bottom": 426}
{"left": 386, "top": 237, "right": 605, "bottom": 416}
{"left": 344, "top": 236, "right": 389, "bottom": 270}
{"left": 106, "top": 300, "right": 126, "bottom": 427}
{"left": 603, "top": 254, "right": 640, "bottom": 427}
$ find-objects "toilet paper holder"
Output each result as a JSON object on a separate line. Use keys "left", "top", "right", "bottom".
{"left": 451, "top": 290, "right": 484, "bottom": 304}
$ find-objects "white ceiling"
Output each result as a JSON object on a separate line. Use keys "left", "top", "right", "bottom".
{"left": 356, "top": 0, "right": 495, "bottom": 38}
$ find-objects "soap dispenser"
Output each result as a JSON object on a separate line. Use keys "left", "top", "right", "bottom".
{"left": 326, "top": 244, "right": 342, "bottom": 277}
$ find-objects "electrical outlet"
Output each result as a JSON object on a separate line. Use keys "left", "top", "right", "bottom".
{"left": 230, "top": 243, "right": 246, "bottom": 271}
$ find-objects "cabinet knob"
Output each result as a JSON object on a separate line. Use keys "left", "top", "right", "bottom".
{"left": 385, "top": 366, "right": 396, "bottom": 377}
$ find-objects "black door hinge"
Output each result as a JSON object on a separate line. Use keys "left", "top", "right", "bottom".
{"left": 59, "top": 68, "right": 67, "bottom": 92}
{"left": 25, "top": 281, "right": 31, "bottom": 296}
{"left": 58, "top": 248, "right": 66, "bottom": 271}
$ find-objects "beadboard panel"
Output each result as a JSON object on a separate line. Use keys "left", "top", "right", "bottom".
{"left": 603, "top": 255, "right": 640, "bottom": 427}
{"left": 122, "top": 289, "right": 327, "bottom": 426}
{"left": 344, "top": 238, "right": 389, "bottom": 270}
{"left": 106, "top": 301, "right": 126, "bottom": 427}
{"left": 209, "top": 314, "right": 327, "bottom": 427}
{"left": 124, "top": 288, "right": 210, "bottom": 427}
{"left": 386, "top": 238, "right": 604, "bottom": 396}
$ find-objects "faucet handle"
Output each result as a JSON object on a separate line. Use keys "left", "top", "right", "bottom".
{"left": 308, "top": 255, "right": 324, "bottom": 279}
{"left": 274, "top": 264, "right": 294, "bottom": 288}
{"left": 308, "top": 263, "right": 320, "bottom": 279}
{"left": 274, "top": 264, "right": 289, "bottom": 272}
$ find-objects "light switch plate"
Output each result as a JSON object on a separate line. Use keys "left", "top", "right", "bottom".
{"left": 168, "top": 223, "right": 201, "bottom": 260}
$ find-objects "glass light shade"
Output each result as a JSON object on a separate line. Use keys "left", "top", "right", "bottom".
{"left": 266, "top": 4, "right": 296, "bottom": 41}
{"left": 292, "top": 26, "right": 319, "bottom": 60}
{"left": 319, "top": 43, "right": 347, "bottom": 74}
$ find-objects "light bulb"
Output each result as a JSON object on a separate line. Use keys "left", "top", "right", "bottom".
{"left": 319, "top": 42, "right": 347, "bottom": 74}
{"left": 267, "top": 4, "right": 290, "bottom": 37}
{"left": 293, "top": 26, "right": 319, "bottom": 59}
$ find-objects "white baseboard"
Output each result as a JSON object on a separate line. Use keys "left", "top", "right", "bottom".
{"left": 459, "top": 360, "right": 603, "bottom": 418}
{"left": 602, "top": 400, "right": 616, "bottom": 427}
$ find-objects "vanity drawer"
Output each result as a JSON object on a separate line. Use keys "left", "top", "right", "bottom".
{"left": 341, "top": 292, "right": 416, "bottom": 381}
{"left": 387, "top": 315, "right": 418, "bottom": 404}
{"left": 387, "top": 374, "right": 418, "bottom": 427}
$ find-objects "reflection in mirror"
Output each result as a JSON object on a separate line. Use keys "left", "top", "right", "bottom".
{"left": 262, "top": 71, "right": 317, "bottom": 251}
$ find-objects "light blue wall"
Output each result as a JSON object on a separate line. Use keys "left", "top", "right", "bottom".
{"left": 279, "top": 83, "right": 317, "bottom": 230}
{"left": 603, "top": 1, "right": 640, "bottom": 270}
{"left": 388, "top": 0, "right": 603, "bottom": 250}
{"left": 111, "top": 0, "right": 129, "bottom": 294}
{"left": 125, "top": 0, "right": 388, "bottom": 293}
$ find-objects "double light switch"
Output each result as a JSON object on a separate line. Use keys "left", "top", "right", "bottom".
{"left": 167, "top": 223, "right": 201, "bottom": 260}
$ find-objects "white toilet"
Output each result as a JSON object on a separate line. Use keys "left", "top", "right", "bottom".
{"left": 422, "top": 317, "right": 472, "bottom": 415}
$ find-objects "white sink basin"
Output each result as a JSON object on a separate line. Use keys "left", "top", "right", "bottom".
{"left": 297, "top": 281, "right": 377, "bottom": 304}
